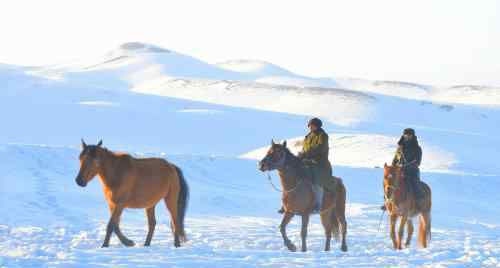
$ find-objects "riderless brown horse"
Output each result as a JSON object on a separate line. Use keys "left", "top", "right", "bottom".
{"left": 383, "top": 163, "right": 431, "bottom": 249}
{"left": 259, "top": 140, "right": 348, "bottom": 252}
{"left": 75, "top": 140, "right": 189, "bottom": 248}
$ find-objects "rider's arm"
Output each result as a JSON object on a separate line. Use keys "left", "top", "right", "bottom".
{"left": 416, "top": 146, "right": 422, "bottom": 167}
{"left": 392, "top": 147, "right": 401, "bottom": 166}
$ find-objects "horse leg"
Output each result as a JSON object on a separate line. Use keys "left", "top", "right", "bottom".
{"left": 102, "top": 204, "right": 134, "bottom": 247}
{"left": 405, "top": 219, "right": 414, "bottom": 247}
{"left": 389, "top": 214, "right": 398, "bottom": 250}
{"left": 106, "top": 203, "right": 135, "bottom": 247}
{"left": 320, "top": 209, "right": 333, "bottom": 251}
{"left": 164, "top": 193, "right": 181, "bottom": 248}
{"left": 336, "top": 187, "right": 348, "bottom": 252}
{"left": 418, "top": 212, "right": 431, "bottom": 248}
{"left": 280, "top": 212, "right": 296, "bottom": 252}
{"left": 144, "top": 206, "right": 157, "bottom": 246}
{"left": 397, "top": 215, "right": 408, "bottom": 250}
{"left": 300, "top": 214, "right": 310, "bottom": 252}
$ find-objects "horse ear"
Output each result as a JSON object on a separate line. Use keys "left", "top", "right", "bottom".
{"left": 97, "top": 140, "right": 103, "bottom": 147}
{"left": 271, "top": 139, "right": 275, "bottom": 145}
{"left": 384, "top": 163, "right": 388, "bottom": 168}
{"left": 81, "top": 139, "right": 87, "bottom": 149}
{"left": 282, "top": 140, "right": 287, "bottom": 147}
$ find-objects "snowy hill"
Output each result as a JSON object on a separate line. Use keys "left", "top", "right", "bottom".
{"left": 1, "top": 42, "right": 499, "bottom": 267}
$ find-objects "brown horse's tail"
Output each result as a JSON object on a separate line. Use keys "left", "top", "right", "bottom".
{"left": 330, "top": 178, "right": 346, "bottom": 241}
{"left": 175, "top": 166, "right": 189, "bottom": 242}
{"left": 330, "top": 209, "right": 340, "bottom": 241}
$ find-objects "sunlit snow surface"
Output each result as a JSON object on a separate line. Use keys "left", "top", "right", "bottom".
{"left": 1, "top": 43, "right": 499, "bottom": 267}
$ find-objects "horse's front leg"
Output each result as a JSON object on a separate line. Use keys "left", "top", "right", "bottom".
{"left": 280, "top": 212, "right": 296, "bottom": 252}
{"left": 300, "top": 214, "right": 310, "bottom": 252}
{"left": 397, "top": 215, "right": 408, "bottom": 250}
{"left": 103, "top": 203, "right": 134, "bottom": 247}
{"left": 389, "top": 214, "right": 398, "bottom": 250}
{"left": 405, "top": 219, "right": 414, "bottom": 247}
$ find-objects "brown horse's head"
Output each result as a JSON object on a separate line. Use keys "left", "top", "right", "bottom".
{"left": 258, "top": 140, "right": 288, "bottom": 172}
{"left": 383, "top": 163, "right": 403, "bottom": 202}
{"left": 75, "top": 139, "right": 103, "bottom": 187}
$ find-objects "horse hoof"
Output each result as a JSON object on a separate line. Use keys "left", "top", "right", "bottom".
{"left": 174, "top": 241, "right": 181, "bottom": 248}
{"left": 101, "top": 243, "right": 109, "bottom": 248}
{"left": 124, "top": 240, "right": 135, "bottom": 247}
{"left": 287, "top": 244, "right": 297, "bottom": 252}
{"left": 341, "top": 245, "right": 348, "bottom": 252}
{"left": 301, "top": 247, "right": 307, "bottom": 252}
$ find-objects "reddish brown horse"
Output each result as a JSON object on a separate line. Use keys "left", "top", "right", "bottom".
{"left": 259, "top": 140, "right": 347, "bottom": 252}
{"left": 383, "top": 164, "right": 431, "bottom": 249}
{"left": 75, "top": 140, "right": 189, "bottom": 248}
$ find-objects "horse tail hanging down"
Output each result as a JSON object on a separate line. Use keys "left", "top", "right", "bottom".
{"left": 175, "top": 166, "right": 190, "bottom": 242}
{"left": 330, "top": 209, "right": 340, "bottom": 240}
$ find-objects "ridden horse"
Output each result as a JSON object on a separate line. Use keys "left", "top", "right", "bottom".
{"left": 75, "top": 140, "right": 189, "bottom": 248}
{"left": 258, "top": 140, "right": 348, "bottom": 252}
{"left": 383, "top": 163, "right": 431, "bottom": 249}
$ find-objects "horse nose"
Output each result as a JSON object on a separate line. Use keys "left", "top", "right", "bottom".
{"left": 258, "top": 161, "right": 266, "bottom": 171}
{"left": 75, "top": 176, "right": 87, "bottom": 187}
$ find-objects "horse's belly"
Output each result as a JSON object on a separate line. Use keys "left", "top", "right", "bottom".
{"left": 125, "top": 185, "right": 168, "bottom": 208}
{"left": 126, "top": 194, "right": 164, "bottom": 208}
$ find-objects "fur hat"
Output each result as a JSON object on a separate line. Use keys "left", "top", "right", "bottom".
{"left": 308, "top": 117, "right": 323, "bottom": 128}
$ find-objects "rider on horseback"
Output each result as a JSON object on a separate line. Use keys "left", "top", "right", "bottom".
{"left": 381, "top": 128, "right": 423, "bottom": 210}
{"left": 298, "top": 118, "right": 336, "bottom": 192}
{"left": 278, "top": 117, "right": 337, "bottom": 213}
{"left": 393, "top": 128, "right": 423, "bottom": 198}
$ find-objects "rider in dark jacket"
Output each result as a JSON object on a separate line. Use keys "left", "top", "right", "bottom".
{"left": 392, "top": 128, "right": 423, "bottom": 199}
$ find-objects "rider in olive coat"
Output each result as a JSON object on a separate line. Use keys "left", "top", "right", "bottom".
{"left": 278, "top": 117, "right": 337, "bottom": 213}
{"left": 298, "top": 118, "right": 336, "bottom": 192}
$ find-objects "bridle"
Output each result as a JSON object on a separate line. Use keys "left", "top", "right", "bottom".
{"left": 384, "top": 167, "right": 405, "bottom": 204}
{"left": 262, "top": 148, "right": 303, "bottom": 194}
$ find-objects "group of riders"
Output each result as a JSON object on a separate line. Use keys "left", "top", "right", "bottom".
{"left": 281, "top": 117, "right": 424, "bottom": 213}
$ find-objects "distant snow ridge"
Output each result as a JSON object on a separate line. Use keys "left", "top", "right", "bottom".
{"left": 105, "top": 42, "right": 171, "bottom": 58}
{"left": 216, "top": 59, "right": 297, "bottom": 77}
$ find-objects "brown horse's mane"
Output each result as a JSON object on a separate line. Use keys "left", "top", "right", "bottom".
{"left": 281, "top": 147, "right": 310, "bottom": 181}
{"left": 98, "top": 147, "right": 163, "bottom": 162}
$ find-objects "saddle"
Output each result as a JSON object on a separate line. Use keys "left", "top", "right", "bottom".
{"left": 311, "top": 176, "right": 339, "bottom": 214}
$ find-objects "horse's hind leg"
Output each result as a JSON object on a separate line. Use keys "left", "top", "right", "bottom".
{"left": 320, "top": 209, "right": 333, "bottom": 251}
{"left": 300, "top": 214, "right": 310, "bottom": 252}
{"left": 144, "top": 206, "right": 157, "bottom": 246}
{"left": 280, "top": 212, "right": 296, "bottom": 252}
{"left": 336, "top": 187, "right": 348, "bottom": 252}
{"left": 164, "top": 193, "right": 181, "bottom": 248}
{"left": 405, "top": 219, "right": 414, "bottom": 247}
{"left": 418, "top": 212, "right": 431, "bottom": 248}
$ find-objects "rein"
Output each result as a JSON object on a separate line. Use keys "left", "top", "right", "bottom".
{"left": 266, "top": 172, "right": 303, "bottom": 194}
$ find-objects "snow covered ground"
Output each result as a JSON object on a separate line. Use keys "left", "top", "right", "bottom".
{"left": 1, "top": 42, "right": 499, "bottom": 267}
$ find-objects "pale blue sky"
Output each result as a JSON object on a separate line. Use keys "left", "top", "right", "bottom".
{"left": 0, "top": 0, "right": 498, "bottom": 86}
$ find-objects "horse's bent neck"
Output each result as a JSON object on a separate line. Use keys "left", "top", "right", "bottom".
{"left": 277, "top": 153, "right": 303, "bottom": 191}
{"left": 97, "top": 149, "right": 121, "bottom": 188}
{"left": 390, "top": 169, "right": 408, "bottom": 205}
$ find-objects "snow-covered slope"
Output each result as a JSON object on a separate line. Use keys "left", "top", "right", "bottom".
{"left": 1, "top": 42, "right": 500, "bottom": 267}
